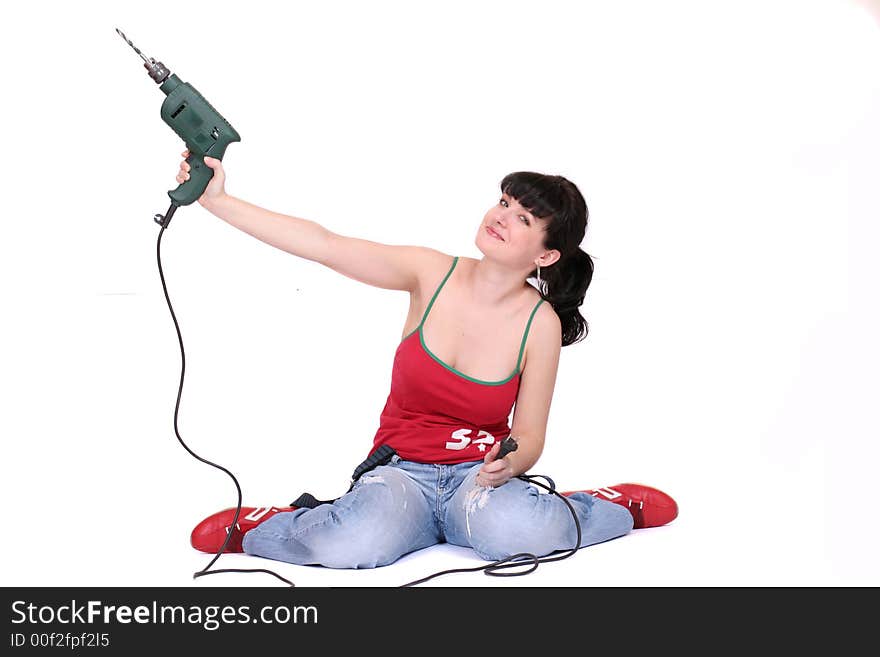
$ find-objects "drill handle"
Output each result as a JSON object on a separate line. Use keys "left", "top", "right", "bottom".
{"left": 167, "top": 150, "right": 214, "bottom": 206}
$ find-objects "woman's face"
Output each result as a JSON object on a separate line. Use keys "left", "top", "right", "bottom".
{"left": 476, "top": 192, "right": 546, "bottom": 261}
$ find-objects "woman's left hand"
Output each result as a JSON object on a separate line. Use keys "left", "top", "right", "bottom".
{"left": 475, "top": 442, "right": 514, "bottom": 488}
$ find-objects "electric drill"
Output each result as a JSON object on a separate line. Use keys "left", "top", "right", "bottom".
{"left": 116, "top": 28, "right": 241, "bottom": 228}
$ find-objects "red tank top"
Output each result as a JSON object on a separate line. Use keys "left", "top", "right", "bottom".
{"left": 371, "top": 256, "right": 545, "bottom": 464}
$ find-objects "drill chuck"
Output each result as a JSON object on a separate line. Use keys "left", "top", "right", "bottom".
{"left": 144, "top": 59, "right": 171, "bottom": 84}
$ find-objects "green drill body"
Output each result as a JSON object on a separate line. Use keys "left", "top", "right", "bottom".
{"left": 158, "top": 74, "right": 241, "bottom": 206}
{"left": 117, "top": 28, "right": 241, "bottom": 219}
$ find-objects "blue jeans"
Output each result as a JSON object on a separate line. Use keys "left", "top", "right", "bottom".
{"left": 242, "top": 454, "right": 634, "bottom": 569}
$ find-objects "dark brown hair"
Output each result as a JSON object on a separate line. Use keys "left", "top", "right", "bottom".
{"left": 500, "top": 171, "right": 593, "bottom": 346}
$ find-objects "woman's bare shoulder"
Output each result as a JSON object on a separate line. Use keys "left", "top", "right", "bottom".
{"left": 411, "top": 248, "right": 457, "bottom": 297}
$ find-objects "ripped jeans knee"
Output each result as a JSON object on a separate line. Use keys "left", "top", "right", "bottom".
{"left": 243, "top": 465, "right": 439, "bottom": 568}
{"left": 444, "top": 465, "right": 631, "bottom": 561}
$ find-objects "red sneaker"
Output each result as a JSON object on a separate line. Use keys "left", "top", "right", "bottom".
{"left": 563, "top": 483, "right": 678, "bottom": 529}
{"left": 190, "top": 506, "right": 297, "bottom": 553}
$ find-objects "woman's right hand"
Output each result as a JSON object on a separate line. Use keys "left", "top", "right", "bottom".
{"left": 177, "top": 149, "right": 227, "bottom": 208}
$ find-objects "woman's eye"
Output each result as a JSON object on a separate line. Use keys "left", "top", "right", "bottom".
{"left": 499, "top": 199, "right": 529, "bottom": 225}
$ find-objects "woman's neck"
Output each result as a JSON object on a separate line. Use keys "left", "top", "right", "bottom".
{"left": 466, "top": 257, "right": 532, "bottom": 308}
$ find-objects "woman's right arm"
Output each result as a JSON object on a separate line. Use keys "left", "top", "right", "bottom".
{"left": 205, "top": 193, "right": 333, "bottom": 264}
{"left": 178, "top": 151, "right": 444, "bottom": 293}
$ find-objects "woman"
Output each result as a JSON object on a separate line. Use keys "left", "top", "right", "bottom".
{"left": 181, "top": 151, "right": 678, "bottom": 569}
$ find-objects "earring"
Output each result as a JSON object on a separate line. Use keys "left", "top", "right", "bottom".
{"left": 537, "top": 264, "right": 542, "bottom": 288}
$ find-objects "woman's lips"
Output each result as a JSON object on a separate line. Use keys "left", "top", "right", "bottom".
{"left": 486, "top": 226, "right": 504, "bottom": 241}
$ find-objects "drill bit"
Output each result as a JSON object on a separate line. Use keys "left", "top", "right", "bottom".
{"left": 116, "top": 27, "right": 171, "bottom": 84}
{"left": 115, "top": 28, "right": 151, "bottom": 65}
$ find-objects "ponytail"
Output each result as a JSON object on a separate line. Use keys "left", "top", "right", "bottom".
{"left": 533, "top": 247, "right": 593, "bottom": 347}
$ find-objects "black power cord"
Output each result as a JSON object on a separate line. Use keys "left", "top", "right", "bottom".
{"left": 156, "top": 222, "right": 584, "bottom": 588}
{"left": 157, "top": 222, "right": 294, "bottom": 587}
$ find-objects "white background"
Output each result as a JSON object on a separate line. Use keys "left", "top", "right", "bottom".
{"left": 1, "top": 0, "right": 878, "bottom": 587}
